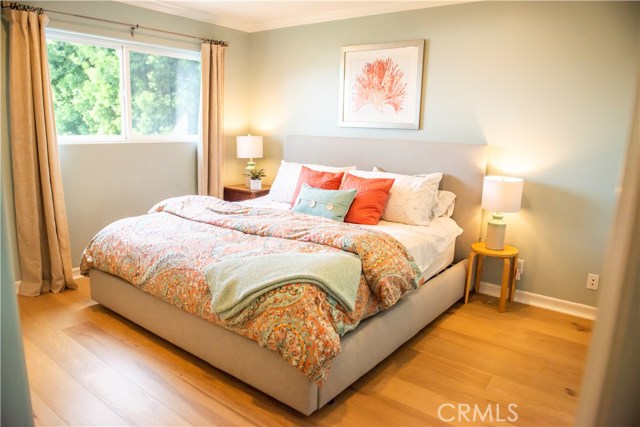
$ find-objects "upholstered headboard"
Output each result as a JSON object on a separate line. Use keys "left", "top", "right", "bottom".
{"left": 285, "top": 135, "right": 487, "bottom": 262}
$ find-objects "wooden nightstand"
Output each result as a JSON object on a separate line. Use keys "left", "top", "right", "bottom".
{"left": 464, "top": 241, "right": 519, "bottom": 313}
{"left": 223, "top": 184, "right": 271, "bottom": 202}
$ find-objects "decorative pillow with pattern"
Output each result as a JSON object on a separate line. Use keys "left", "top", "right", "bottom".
{"left": 350, "top": 169, "right": 442, "bottom": 226}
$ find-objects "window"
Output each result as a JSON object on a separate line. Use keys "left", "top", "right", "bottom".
{"left": 46, "top": 31, "right": 201, "bottom": 142}
{"left": 129, "top": 51, "right": 200, "bottom": 137}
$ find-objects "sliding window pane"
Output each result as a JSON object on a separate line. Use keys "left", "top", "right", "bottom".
{"left": 129, "top": 51, "right": 201, "bottom": 136}
{"left": 47, "top": 40, "right": 122, "bottom": 136}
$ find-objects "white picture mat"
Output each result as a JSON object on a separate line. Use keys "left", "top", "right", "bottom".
{"left": 339, "top": 40, "right": 424, "bottom": 129}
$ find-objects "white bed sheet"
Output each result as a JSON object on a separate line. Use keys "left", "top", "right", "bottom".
{"left": 238, "top": 197, "right": 462, "bottom": 278}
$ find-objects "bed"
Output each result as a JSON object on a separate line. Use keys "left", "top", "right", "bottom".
{"left": 85, "top": 135, "right": 486, "bottom": 415}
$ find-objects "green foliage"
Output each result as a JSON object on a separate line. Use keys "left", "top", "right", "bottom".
{"left": 47, "top": 40, "right": 121, "bottom": 135}
{"left": 246, "top": 168, "right": 266, "bottom": 180}
{"left": 47, "top": 39, "right": 201, "bottom": 138}
{"left": 130, "top": 52, "right": 200, "bottom": 135}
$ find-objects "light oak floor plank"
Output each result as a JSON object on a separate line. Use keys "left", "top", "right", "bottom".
{"left": 22, "top": 337, "right": 128, "bottom": 426}
{"left": 65, "top": 320, "right": 260, "bottom": 426}
{"left": 77, "top": 306, "right": 306, "bottom": 426}
{"left": 18, "top": 278, "right": 592, "bottom": 426}
{"left": 30, "top": 390, "right": 68, "bottom": 427}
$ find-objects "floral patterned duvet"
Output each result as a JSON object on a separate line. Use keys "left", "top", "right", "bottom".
{"left": 80, "top": 196, "right": 422, "bottom": 384}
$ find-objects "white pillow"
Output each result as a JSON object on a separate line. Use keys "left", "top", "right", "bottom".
{"left": 431, "top": 190, "right": 456, "bottom": 219}
{"left": 268, "top": 160, "right": 355, "bottom": 203}
{"left": 350, "top": 170, "right": 442, "bottom": 226}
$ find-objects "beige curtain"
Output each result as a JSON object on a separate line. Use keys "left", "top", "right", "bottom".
{"left": 198, "top": 42, "right": 226, "bottom": 197}
{"left": 4, "top": 7, "right": 77, "bottom": 295}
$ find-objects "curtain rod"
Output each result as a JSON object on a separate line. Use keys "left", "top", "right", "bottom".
{"left": 1, "top": 1, "right": 229, "bottom": 46}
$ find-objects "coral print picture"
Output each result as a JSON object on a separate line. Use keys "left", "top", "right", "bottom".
{"left": 340, "top": 40, "right": 424, "bottom": 129}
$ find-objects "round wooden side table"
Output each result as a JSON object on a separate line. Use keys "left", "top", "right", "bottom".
{"left": 464, "top": 241, "right": 519, "bottom": 313}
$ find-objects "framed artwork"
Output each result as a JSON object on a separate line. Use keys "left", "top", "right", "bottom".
{"left": 339, "top": 40, "right": 425, "bottom": 129}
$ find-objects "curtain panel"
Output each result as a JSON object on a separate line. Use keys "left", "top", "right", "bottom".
{"left": 3, "top": 7, "right": 76, "bottom": 295}
{"left": 198, "top": 42, "right": 226, "bottom": 198}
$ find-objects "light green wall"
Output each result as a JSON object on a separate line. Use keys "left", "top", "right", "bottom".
{"left": 248, "top": 1, "right": 639, "bottom": 306}
{"left": 59, "top": 142, "right": 198, "bottom": 263}
{"left": 2, "top": 1, "right": 252, "bottom": 265}
{"left": 1, "top": 15, "right": 34, "bottom": 426}
{"left": 1, "top": 200, "right": 34, "bottom": 427}
{"left": 1, "top": 12, "right": 19, "bottom": 280}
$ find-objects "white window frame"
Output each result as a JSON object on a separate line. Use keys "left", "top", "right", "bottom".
{"left": 46, "top": 30, "right": 201, "bottom": 144}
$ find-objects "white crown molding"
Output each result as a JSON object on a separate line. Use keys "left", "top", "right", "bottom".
{"left": 115, "top": 1, "right": 474, "bottom": 33}
{"left": 478, "top": 281, "right": 598, "bottom": 320}
{"left": 115, "top": 1, "right": 255, "bottom": 33}
{"left": 247, "top": 1, "right": 466, "bottom": 33}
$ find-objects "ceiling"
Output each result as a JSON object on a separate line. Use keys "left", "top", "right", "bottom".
{"left": 116, "top": 1, "right": 467, "bottom": 33}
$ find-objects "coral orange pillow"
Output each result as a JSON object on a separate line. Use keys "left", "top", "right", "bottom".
{"left": 290, "top": 166, "right": 345, "bottom": 206}
{"left": 340, "top": 173, "right": 395, "bottom": 225}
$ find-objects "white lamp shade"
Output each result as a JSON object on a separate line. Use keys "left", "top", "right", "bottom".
{"left": 481, "top": 176, "right": 523, "bottom": 213}
{"left": 236, "top": 135, "right": 263, "bottom": 159}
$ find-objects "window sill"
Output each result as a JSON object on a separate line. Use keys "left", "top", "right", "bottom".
{"left": 57, "top": 139, "right": 198, "bottom": 145}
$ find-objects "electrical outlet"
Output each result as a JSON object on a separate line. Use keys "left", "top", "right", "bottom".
{"left": 587, "top": 273, "right": 599, "bottom": 290}
{"left": 516, "top": 259, "right": 524, "bottom": 280}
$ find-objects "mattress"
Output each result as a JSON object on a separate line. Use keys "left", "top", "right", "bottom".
{"left": 239, "top": 196, "right": 461, "bottom": 278}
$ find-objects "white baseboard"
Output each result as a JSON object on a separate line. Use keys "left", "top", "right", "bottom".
{"left": 478, "top": 281, "right": 597, "bottom": 320}
{"left": 14, "top": 272, "right": 598, "bottom": 320}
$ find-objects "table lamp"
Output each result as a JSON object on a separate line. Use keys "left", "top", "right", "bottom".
{"left": 481, "top": 176, "right": 524, "bottom": 250}
{"left": 236, "top": 135, "right": 263, "bottom": 187}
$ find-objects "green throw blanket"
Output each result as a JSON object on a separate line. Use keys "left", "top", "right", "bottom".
{"left": 205, "top": 252, "right": 362, "bottom": 320}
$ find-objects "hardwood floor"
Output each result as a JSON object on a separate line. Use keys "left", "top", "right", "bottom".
{"left": 18, "top": 277, "right": 592, "bottom": 426}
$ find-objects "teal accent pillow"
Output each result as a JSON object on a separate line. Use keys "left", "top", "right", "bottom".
{"left": 292, "top": 184, "right": 357, "bottom": 222}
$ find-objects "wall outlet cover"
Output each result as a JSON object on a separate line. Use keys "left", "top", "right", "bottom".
{"left": 587, "top": 273, "right": 599, "bottom": 290}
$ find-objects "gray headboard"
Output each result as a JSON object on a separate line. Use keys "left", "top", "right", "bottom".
{"left": 286, "top": 135, "right": 487, "bottom": 262}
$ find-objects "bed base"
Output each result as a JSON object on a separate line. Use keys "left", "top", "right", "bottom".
{"left": 90, "top": 260, "right": 466, "bottom": 415}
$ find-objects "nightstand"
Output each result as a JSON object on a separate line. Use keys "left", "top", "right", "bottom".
{"left": 223, "top": 184, "right": 271, "bottom": 202}
{"left": 464, "top": 241, "right": 519, "bottom": 313}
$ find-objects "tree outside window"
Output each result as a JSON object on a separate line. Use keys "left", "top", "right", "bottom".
{"left": 46, "top": 33, "right": 201, "bottom": 142}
